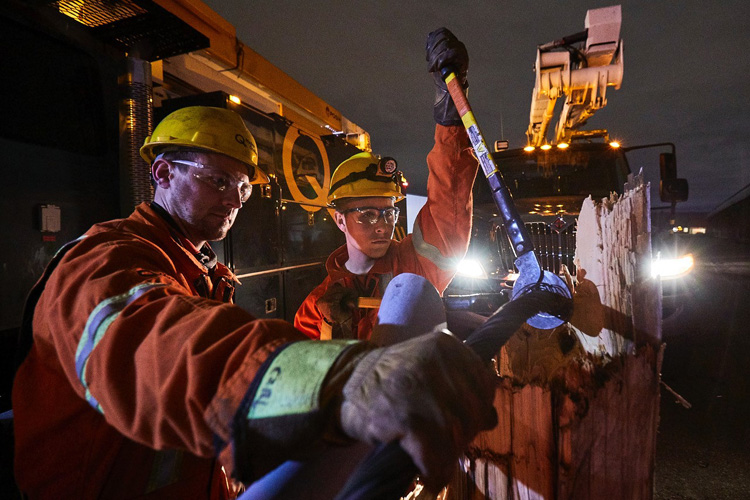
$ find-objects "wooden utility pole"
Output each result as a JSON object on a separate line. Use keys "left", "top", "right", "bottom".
{"left": 448, "top": 175, "right": 662, "bottom": 499}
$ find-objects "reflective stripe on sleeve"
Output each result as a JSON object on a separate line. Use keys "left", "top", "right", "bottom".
{"left": 75, "top": 283, "right": 166, "bottom": 413}
{"left": 247, "top": 340, "right": 357, "bottom": 420}
{"left": 412, "top": 221, "right": 461, "bottom": 271}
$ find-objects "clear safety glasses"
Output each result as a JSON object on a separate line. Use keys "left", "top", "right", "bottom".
{"left": 170, "top": 159, "right": 253, "bottom": 203}
{"left": 342, "top": 206, "right": 400, "bottom": 225}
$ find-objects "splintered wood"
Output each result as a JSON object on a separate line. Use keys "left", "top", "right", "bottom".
{"left": 446, "top": 174, "right": 662, "bottom": 499}
{"left": 574, "top": 173, "right": 661, "bottom": 355}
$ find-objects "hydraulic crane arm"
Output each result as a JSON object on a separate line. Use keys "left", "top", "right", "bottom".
{"left": 526, "top": 5, "right": 624, "bottom": 147}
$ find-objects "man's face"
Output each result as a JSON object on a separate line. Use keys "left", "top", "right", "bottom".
{"left": 156, "top": 152, "right": 251, "bottom": 245}
{"left": 335, "top": 197, "right": 397, "bottom": 259}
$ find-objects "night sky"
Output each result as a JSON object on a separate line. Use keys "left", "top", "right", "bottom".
{"left": 202, "top": 1, "right": 749, "bottom": 214}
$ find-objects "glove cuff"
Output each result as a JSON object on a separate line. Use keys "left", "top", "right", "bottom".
{"left": 231, "top": 340, "right": 371, "bottom": 482}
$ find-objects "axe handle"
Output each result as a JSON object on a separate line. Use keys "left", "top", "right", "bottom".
{"left": 333, "top": 72, "right": 554, "bottom": 500}
{"left": 443, "top": 70, "right": 534, "bottom": 258}
{"left": 357, "top": 297, "right": 382, "bottom": 309}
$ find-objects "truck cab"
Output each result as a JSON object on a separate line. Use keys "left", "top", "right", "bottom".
{"left": 445, "top": 137, "right": 691, "bottom": 317}
{"left": 445, "top": 139, "right": 630, "bottom": 314}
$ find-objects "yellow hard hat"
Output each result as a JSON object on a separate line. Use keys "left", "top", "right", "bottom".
{"left": 328, "top": 152, "right": 405, "bottom": 204}
{"left": 140, "top": 106, "right": 269, "bottom": 184}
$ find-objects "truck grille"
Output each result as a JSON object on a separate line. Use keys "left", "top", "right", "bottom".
{"left": 495, "top": 222, "right": 577, "bottom": 275}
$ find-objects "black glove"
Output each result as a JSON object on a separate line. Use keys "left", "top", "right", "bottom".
{"left": 426, "top": 27, "right": 469, "bottom": 126}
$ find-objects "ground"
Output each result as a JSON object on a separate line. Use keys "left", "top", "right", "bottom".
{"left": 655, "top": 238, "right": 750, "bottom": 499}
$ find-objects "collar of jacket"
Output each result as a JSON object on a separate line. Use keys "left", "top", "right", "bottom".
{"left": 324, "top": 243, "right": 399, "bottom": 281}
{"left": 130, "top": 203, "right": 238, "bottom": 285}
{"left": 149, "top": 201, "right": 219, "bottom": 270}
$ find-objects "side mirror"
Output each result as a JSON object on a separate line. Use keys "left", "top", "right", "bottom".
{"left": 660, "top": 177, "right": 689, "bottom": 203}
{"left": 659, "top": 152, "right": 689, "bottom": 202}
{"left": 660, "top": 153, "right": 677, "bottom": 180}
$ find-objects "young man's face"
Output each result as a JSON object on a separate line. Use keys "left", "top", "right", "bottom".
{"left": 153, "top": 152, "right": 252, "bottom": 246}
{"left": 334, "top": 197, "right": 397, "bottom": 259}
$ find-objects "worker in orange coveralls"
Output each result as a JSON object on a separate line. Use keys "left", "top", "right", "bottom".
{"left": 11, "top": 105, "right": 497, "bottom": 499}
{"left": 295, "top": 28, "right": 478, "bottom": 341}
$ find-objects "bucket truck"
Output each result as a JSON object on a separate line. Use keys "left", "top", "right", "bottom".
{"left": 444, "top": 4, "right": 690, "bottom": 317}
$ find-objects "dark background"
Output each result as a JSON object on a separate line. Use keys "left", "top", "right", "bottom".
{"left": 657, "top": 237, "right": 750, "bottom": 498}
{"left": 203, "top": 0, "right": 750, "bottom": 216}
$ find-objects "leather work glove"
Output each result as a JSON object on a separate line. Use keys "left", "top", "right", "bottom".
{"left": 339, "top": 330, "right": 498, "bottom": 490}
{"left": 317, "top": 283, "right": 358, "bottom": 338}
{"left": 426, "top": 27, "right": 469, "bottom": 126}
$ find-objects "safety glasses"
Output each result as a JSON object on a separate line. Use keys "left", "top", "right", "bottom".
{"left": 170, "top": 159, "right": 253, "bottom": 203}
{"left": 342, "top": 206, "right": 400, "bottom": 225}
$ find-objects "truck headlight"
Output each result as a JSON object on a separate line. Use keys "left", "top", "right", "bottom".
{"left": 651, "top": 254, "right": 694, "bottom": 280}
{"left": 455, "top": 258, "right": 488, "bottom": 279}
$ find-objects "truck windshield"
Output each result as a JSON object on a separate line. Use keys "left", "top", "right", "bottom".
{"left": 490, "top": 146, "right": 630, "bottom": 200}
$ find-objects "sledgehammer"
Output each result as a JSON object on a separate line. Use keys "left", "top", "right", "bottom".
{"left": 441, "top": 68, "right": 572, "bottom": 328}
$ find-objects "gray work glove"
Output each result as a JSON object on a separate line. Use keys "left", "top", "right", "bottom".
{"left": 339, "top": 330, "right": 498, "bottom": 490}
{"left": 426, "top": 27, "right": 469, "bottom": 126}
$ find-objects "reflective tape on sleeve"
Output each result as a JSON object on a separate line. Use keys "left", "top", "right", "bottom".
{"left": 247, "top": 340, "right": 357, "bottom": 420}
{"left": 412, "top": 222, "right": 461, "bottom": 271}
{"left": 75, "top": 283, "right": 166, "bottom": 413}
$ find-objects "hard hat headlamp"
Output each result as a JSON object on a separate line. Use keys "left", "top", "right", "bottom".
{"left": 329, "top": 157, "right": 402, "bottom": 197}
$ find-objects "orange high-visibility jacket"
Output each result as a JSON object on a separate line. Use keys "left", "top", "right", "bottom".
{"left": 13, "top": 203, "right": 307, "bottom": 499}
{"left": 294, "top": 125, "right": 477, "bottom": 340}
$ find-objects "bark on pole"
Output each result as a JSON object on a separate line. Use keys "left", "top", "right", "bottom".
{"left": 447, "top": 173, "right": 662, "bottom": 499}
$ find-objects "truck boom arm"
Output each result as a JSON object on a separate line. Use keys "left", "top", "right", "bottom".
{"left": 526, "top": 5, "right": 624, "bottom": 147}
